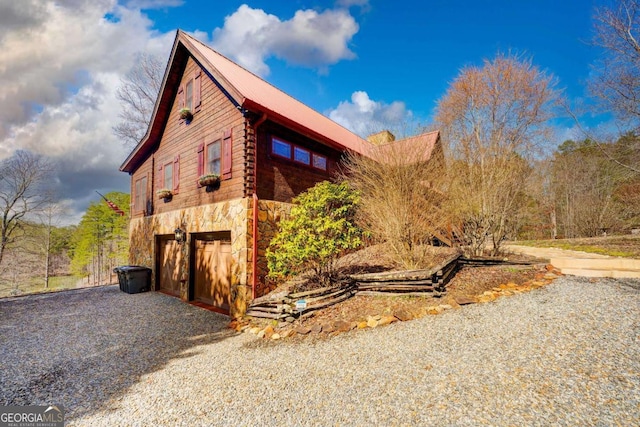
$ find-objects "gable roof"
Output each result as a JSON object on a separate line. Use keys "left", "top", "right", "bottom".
{"left": 371, "top": 130, "right": 441, "bottom": 163}
{"left": 121, "top": 30, "right": 371, "bottom": 172}
{"left": 120, "top": 30, "right": 439, "bottom": 173}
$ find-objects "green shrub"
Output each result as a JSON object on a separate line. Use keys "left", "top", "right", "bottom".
{"left": 266, "top": 181, "right": 364, "bottom": 284}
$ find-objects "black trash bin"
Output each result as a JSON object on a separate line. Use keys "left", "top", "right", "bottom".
{"left": 113, "top": 266, "right": 151, "bottom": 294}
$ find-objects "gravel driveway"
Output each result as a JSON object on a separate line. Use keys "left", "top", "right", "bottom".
{"left": 1, "top": 277, "right": 639, "bottom": 426}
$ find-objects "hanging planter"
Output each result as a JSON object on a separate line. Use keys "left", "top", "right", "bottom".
{"left": 179, "top": 107, "right": 193, "bottom": 122}
{"left": 157, "top": 188, "right": 173, "bottom": 201}
{"left": 198, "top": 173, "right": 220, "bottom": 187}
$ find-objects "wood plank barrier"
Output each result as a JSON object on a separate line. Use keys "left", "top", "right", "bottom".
{"left": 246, "top": 254, "right": 533, "bottom": 320}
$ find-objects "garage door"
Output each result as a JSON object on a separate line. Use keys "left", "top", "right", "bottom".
{"left": 157, "top": 236, "right": 181, "bottom": 296}
{"left": 194, "top": 235, "right": 231, "bottom": 312}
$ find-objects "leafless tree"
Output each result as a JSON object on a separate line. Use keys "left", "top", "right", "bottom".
{"left": 435, "top": 54, "right": 560, "bottom": 256}
{"left": 31, "top": 203, "right": 68, "bottom": 289}
{"left": 342, "top": 136, "right": 453, "bottom": 269}
{"left": 591, "top": 0, "right": 640, "bottom": 130}
{"left": 0, "top": 151, "right": 53, "bottom": 274}
{"left": 113, "top": 53, "right": 164, "bottom": 149}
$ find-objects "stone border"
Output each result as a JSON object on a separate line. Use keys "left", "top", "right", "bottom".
{"left": 233, "top": 265, "right": 564, "bottom": 340}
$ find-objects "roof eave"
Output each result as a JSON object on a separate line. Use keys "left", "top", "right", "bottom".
{"left": 242, "top": 99, "right": 369, "bottom": 155}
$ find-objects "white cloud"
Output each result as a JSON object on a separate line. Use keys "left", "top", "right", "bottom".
{"left": 328, "top": 91, "right": 413, "bottom": 137}
{"left": 0, "top": 0, "right": 176, "bottom": 220}
{"left": 210, "top": 4, "right": 359, "bottom": 76}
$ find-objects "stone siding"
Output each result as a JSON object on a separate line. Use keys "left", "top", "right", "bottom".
{"left": 255, "top": 199, "right": 292, "bottom": 297}
{"left": 129, "top": 197, "right": 250, "bottom": 318}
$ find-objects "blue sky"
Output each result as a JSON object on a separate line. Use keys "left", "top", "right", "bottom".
{"left": 0, "top": 0, "right": 607, "bottom": 222}
{"left": 146, "top": 0, "right": 599, "bottom": 129}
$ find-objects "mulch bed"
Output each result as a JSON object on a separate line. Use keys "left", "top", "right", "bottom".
{"left": 240, "top": 246, "right": 552, "bottom": 340}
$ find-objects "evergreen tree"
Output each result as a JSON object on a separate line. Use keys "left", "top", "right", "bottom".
{"left": 71, "top": 192, "right": 129, "bottom": 284}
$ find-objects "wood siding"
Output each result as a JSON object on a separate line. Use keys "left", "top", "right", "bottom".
{"left": 130, "top": 56, "right": 247, "bottom": 218}
{"left": 255, "top": 121, "right": 342, "bottom": 202}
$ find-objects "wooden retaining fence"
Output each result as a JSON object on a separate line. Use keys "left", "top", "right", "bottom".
{"left": 246, "top": 282, "right": 357, "bottom": 320}
{"left": 246, "top": 255, "right": 534, "bottom": 320}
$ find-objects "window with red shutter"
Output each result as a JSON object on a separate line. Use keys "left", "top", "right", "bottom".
{"left": 197, "top": 143, "right": 205, "bottom": 185}
{"left": 173, "top": 155, "right": 180, "bottom": 193}
{"left": 157, "top": 164, "right": 163, "bottom": 190}
{"left": 177, "top": 86, "right": 185, "bottom": 110}
{"left": 193, "top": 70, "right": 201, "bottom": 112}
{"left": 222, "top": 129, "right": 232, "bottom": 180}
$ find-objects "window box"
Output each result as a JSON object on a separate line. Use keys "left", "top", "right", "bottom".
{"left": 157, "top": 188, "right": 173, "bottom": 201}
{"left": 179, "top": 108, "right": 193, "bottom": 122}
{"left": 198, "top": 173, "right": 220, "bottom": 187}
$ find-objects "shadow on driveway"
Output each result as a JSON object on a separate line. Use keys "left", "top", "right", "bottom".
{"left": 0, "top": 285, "right": 234, "bottom": 420}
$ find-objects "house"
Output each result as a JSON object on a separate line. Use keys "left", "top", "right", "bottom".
{"left": 120, "top": 30, "right": 441, "bottom": 317}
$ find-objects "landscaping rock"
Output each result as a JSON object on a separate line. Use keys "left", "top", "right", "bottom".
{"left": 323, "top": 323, "right": 336, "bottom": 334}
{"left": 455, "top": 296, "right": 476, "bottom": 305}
{"left": 393, "top": 308, "right": 413, "bottom": 322}
{"left": 310, "top": 324, "right": 323, "bottom": 334}
{"left": 263, "top": 325, "right": 275, "bottom": 339}
{"left": 294, "top": 326, "right": 311, "bottom": 335}
{"left": 378, "top": 315, "right": 397, "bottom": 326}
{"left": 426, "top": 306, "right": 443, "bottom": 315}
{"left": 334, "top": 320, "right": 353, "bottom": 332}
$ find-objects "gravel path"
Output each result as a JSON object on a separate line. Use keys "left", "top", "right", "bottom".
{"left": 1, "top": 278, "right": 639, "bottom": 426}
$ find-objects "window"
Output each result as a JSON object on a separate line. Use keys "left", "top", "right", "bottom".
{"left": 272, "top": 138, "right": 291, "bottom": 158}
{"left": 270, "top": 136, "right": 329, "bottom": 171}
{"left": 312, "top": 154, "right": 327, "bottom": 171}
{"left": 178, "top": 70, "right": 202, "bottom": 114}
{"left": 207, "top": 140, "right": 221, "bottom": 175}
{"left": 164, "top": 162, "right": 173, "bottom": 190}
{"left": 294, "top": 147, "right": 311, "bottom": 165}
{"left": 134, "top": 176, "right": 147, "bottom": 212}
{"left": 185, "top": 80, "right": 193, "bottom": 110}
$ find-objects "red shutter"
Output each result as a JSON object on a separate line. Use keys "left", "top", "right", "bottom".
{"left": 197, "top": 143, "right": 205, "bottom": 186}
{"left": 157, "top": 164, "right": 164, "bottom": 190}
{"left": 222, "top": 129, "right": 232, "bottom": 180}
{"left": 193, "top": 70, "right": 201, "bottom": 111}
{"left": 177, "top": 85, "right": 185, "bottom": 110}
{"left": 173, "top": 155, "right": 180, "bottom": 193}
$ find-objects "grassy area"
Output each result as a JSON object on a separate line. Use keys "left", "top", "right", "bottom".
{"left": 515, "top": 235, "right": 640, "bottom": 258}
{"left": 0, "top": 275, "right": 83, "bottom": 298}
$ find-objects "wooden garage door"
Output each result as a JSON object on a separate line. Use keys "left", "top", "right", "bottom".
{"left": 158, "top": 237, "right": 181, "bottom": 296}
{"left": 194, "top": 237, "right": 231, "bottom": 312}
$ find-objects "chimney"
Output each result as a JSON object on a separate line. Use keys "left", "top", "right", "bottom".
{"left": 366, "top": 130, "right": 395, "bottom": 145}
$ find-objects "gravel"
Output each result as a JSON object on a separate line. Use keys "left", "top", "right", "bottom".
{"left": 1, "top": 278, "right": 639, "bottom": 426}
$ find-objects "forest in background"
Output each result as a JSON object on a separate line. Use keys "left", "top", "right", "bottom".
{"left": 0, "top": 191, "right": 129, "bottom": 297}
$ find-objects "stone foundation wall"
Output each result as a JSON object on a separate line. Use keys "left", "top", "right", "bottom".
{"left": 255, "top": 199, "right": 292, "bottom": 297}
{"left": 129, "top": 198, "right": 250, "bottom": 317}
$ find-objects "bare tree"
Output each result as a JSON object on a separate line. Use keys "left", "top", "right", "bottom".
{"left": 113, "top": 53, "right": 164, "bottom": 148}
{"left": 32, "top": 203, "right": 68, "bottom": 289}
{"left": 591, "top": 0, "right": 640, "bottom": 130}
{"left": 435, "top": 54, "right": 560, "bottom": 256}
{"left": 0, "top": 151, "right": 53, "bottom": 274}
{"left": 343, "top": 135, "right": 453, "bottom": 269}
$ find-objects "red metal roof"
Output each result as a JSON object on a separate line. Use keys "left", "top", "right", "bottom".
{"left": 180, "top": 31, "right": 371, "bottom": 155}
{"left": 369, "top": 130, "right": 441, "bottom": 163}
{"left": 120, "top": 30, "right": 439, "bottom": 173}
